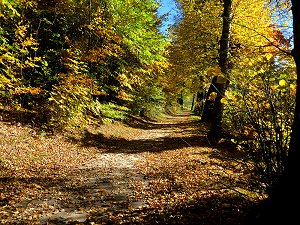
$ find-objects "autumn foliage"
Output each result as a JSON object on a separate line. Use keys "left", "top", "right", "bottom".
{"left": 0, "top": 0, "right": 170, "bottom": 127}
{"left": 0, "top": 0, "right": 298, "bottom": 224}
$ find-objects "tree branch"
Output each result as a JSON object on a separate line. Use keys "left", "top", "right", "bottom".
{"left": 232, "top": 21, "right": 292, "bottom": 56}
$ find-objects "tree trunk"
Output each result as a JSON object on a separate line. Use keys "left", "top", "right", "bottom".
{"left": 191, "top": 94, "right": 195, "bottom": 111}
{"left": 207, "top": 0, "right": 232, "bottom": 141}
{"left": 202, "top": 77, "right": 217, "bottom": 121}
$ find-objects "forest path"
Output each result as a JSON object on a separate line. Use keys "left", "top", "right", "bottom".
{"left": 0, "top": 111, "right": 256, "bottom": 224}
{"left": 40, "top": 111, "right": 207, "bottom": 224}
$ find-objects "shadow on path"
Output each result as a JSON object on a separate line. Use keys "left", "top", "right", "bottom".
{"left": 72, "top": 112, "right": 211, "bottom": 154}
{"left": 0, "top": 112, "right": 256, "bottom": 225}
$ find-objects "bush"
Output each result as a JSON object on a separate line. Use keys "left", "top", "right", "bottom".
{"left": 130, "top": 81, "right": 166, "bottom": 118}
{"left": 88, "top": 101, "right": 129, "bottom": 122}
{"left": 223, "top": 70, "right": 295, "bottom": 191}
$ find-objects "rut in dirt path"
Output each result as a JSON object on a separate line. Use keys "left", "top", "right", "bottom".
{"left": 41, "top": 111, "right": 208, "bottom": 224}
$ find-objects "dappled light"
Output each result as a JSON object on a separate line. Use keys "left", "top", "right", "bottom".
{"left": 1, "top": 112, "right": 261, "bottom": 224}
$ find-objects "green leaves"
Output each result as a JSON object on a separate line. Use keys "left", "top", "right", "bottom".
{"left": 108, "top": 0, "right": 168, "bottom": 64}
{"left": 1, "top": 0, "right": 20, "bottom": 17}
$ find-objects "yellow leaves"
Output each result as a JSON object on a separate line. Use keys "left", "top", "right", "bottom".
{"left": 207, "top": 66, "right": 221, "bottom": 77}
{"left": 21, "top": 37, "right": 38, "bottom": 49}
{"left": 216, "top": 75, "right": 227, "bottom": 84}
{"left": 220, "top": 91, "right": 241, "bottom": 105}
{"left": 248, "top": 59, "right": 254, "bottom": 66}
{"left": 22, "top": 57, "right": 42, "bottom": 68}
{"left": 258, "top": 68, "right": 265, "bottom": 74}
{"left": 1, "top": 0, "right": 20, "bottom": 17}
{"left": 290, "top": 84, "right": 297, "bottom": 96}
{"left": 24, "top": 59, "right": 37, "bottom": 68}
{"left": 15, "top": 25, "right": 28, "bottom": 39}
{"left": 208, "top": 92, "right": 217, "bottom": 101}
{"left": 206, "top": 67, "right": 227, "bottom": 84}
{"left": 221, "top": 97, "right": 228, "bottom": 104}
{"left": 0, "top": 74, "right": 12, "bottom": 90}
{"left": 265, "top": 53, "right": 274, "bottom": 61}
{"left": 22, "top": 0, "right": 38, "bottom": 9}
{"left": 264, "top": 103, "right": 270, "bottom": 109}
{"left": 244, "top": 53, "right": 273, "bottom": 69}
{"left": 117, "top": 73, "right": 132, "bottom": 90}
{"left": 1, "top": 52, "right": 18, "bottom": 63}
{"left": 267, "top": 79, "right": 297, "bottom": 96}
{"left": 279, "top": 79, "right": 287, "bottom": 87}
{"left": 232, "top": 0, "right": 272, "bottom": 48}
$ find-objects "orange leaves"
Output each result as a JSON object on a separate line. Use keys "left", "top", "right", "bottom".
{"left": 0, "top": 113, "right": 260, "bottom": 224}
{"left": 135, "top": 145, "right": 258, "bottom": 224}
{"left": 12, "top": 87, "right": 43, "bottom": 95}
{"left": 59, "top": 74, "right": 94, "bottom": 88}
{"left": 0, "top": 119, "right": 101, "bottom": 180}
{"left": 267, "top": 28, "right": 292, "bottom": 49}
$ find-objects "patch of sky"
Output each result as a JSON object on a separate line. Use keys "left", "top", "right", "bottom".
{"left": 269, "top": 1, "right": 293, "bottom": 47}
{"left": 157, "top": 0, "right": 181, "bottom": 34}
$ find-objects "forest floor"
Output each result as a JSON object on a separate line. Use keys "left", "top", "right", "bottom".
{"left": 0, "top": 110, "right": 264, "bottom": 224}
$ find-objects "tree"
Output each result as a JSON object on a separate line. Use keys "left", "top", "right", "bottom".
{"left": 0, "top": 0, "right": 170, "bottom": 126}
{"left": 205, "top": 0, "right": 277, "bottom": 140}
{"left": 168, "top": 0, "right": 275, "bottom": 142}
{"left": 248, "top": 0, "right": 300, "bottom": 224}
{"left": 207, "top": 0, "right": 232, "bottom": 141}
{"left": 167, "top": 0, "right": 222, "bottom": 108}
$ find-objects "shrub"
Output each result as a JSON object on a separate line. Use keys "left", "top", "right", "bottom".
{"left": 223, "top": 70, "right": 295, "bottom": 191}
{"left": 130, "top": 81, "right": 166, "bottom": 118}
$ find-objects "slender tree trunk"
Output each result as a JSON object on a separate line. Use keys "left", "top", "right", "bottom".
{"left": 202, "top": 77, "right": 219, "bottom": 121}
{"left": 207, "top": 0, "right": 232, "bottom": 141}
{"left": 191, "top": 94, "right": 195, "bottom": 111}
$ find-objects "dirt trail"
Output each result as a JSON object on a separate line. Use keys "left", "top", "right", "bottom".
{"left": 40, "top": 111, "right": 200, "bottom": 224}
{"left": 1, "top": 111, "right": 255, "bottom": 224}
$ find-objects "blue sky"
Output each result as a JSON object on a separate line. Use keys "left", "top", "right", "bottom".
{"left": 157, "top": 0, "right": 180, "bottom": 33}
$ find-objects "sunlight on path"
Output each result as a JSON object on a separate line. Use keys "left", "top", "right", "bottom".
{"left": 1, "top": 112, "right": 257, "bottom": 224}
{"left": 40, "top": 112, "right": 197, "bottom": 224}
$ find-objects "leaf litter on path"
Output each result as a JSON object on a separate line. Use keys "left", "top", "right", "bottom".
{"left": 0, "top": 112, "right": 262, "bottom": 224}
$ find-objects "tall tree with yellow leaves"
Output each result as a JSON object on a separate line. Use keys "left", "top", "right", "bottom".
{"left": 207, "top": 0, "right": 232, "bottom": 141}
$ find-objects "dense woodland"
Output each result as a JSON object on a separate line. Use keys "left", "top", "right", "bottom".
{"left": 1, "top": 0, "right": 300, "bottom": 224}
{"left": 0, "top": 0, "right": 172, "bottom": 125}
